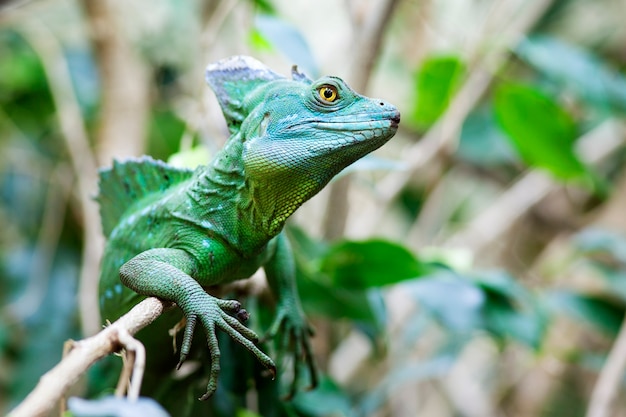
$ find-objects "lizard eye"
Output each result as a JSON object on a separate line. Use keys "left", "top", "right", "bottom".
{"left": 318, "top": 85, "right": 338, "bottom": 103}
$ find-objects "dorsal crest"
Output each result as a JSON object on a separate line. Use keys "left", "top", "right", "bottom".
{"left": 206, "top": 56, "right": 284, "bottom": 134}
{"left": 97, "top": 156, "right": 193, "bottom": 237}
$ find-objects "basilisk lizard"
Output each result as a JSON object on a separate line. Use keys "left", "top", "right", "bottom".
{"left": 97, "top": 55, "right": 400, "bottom": 401}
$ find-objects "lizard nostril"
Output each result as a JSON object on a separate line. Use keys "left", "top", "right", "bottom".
{"left": 379, "top": 102, "right": 384, "bottom": 106}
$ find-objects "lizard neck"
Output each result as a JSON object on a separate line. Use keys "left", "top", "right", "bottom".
{"left": 191, "top": 133, "right": 279, "bottom": 253}
{"left": 246, "top": 174, "right": 319, "bottom": 236}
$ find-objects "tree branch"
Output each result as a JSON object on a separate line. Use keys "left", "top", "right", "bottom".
{"left": 7, "top": 298, "right": 172, "bottom": 417}
{"left": 80, "top": 0, "right": 150, "bottom": 163}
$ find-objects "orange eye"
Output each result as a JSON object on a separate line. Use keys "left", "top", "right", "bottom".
{"left": 318, "top": 86, "right": 338, "bottom": 103}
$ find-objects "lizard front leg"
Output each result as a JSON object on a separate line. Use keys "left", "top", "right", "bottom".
{"left": 119, "top": 248, "right": 276, "bottom": 399}
{"left": 264, "top": 233, "right": 318, "bottom": 398}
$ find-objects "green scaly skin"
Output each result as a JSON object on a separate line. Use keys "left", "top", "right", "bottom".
{"left": 97, "top": 56, "right": 400, "bottom": 400}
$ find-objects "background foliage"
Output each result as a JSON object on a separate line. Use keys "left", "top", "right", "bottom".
{"left": 2, "top": 0, "right": 626, "bottom": 416}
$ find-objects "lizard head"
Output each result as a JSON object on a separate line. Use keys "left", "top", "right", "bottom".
{"left": 240, "top": 73, "right": 399, "bottom": 181}
{"left": 206, "top": 56, "right": 400, "bottom": 234}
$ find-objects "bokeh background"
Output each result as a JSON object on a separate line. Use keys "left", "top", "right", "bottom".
{"left": 2, "top": 0, "right": 626, "bottom": 416}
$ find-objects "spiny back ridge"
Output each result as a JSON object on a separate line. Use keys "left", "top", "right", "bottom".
{"left": 97, "top": 156, "right": 193, "bottom": 237}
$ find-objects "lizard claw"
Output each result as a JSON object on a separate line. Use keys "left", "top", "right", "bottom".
{"left": 265, "top": 306, "right": 318, "bottom": 399}
{"left": 177, "top": 295, "right": 275, "bottom": 400}
{"left": 236, "top": 308, "right": 250, "bottom": 322}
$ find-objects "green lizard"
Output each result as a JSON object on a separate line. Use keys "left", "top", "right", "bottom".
{"left": 97, "top": 55, "right": 400, "bottom": 401}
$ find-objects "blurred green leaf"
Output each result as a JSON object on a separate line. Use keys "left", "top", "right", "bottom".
{"left": 0, "top": 31, "right": 48, "bottom": 94}
{"left": 289, "top": 229, "right": 385, "bottom": 334}
{"left": 249, "top": 0, "right": 276, "bottom": 14}
{"left": 293, "top": 377, "right": 353, "bottom": 417}
{"left": 320, "top": 239, "right": 430, "bottom": 290}
{"left": 549, "top": 291, "right": 625, "bottom": 336}
{"left": 68, "top": 396, "right": 170, "bottom": 417}
{"left": 494, "top": 82, "right": 586, "bottom": 179}
{"left": 248, "top": 29, "right": 274, "bottom": 52}
{"left": 147, "top": 109, "right": 187, "bottom": 160}
{"left": 237, "top": 409, "right": 263, "bottom": 417}
{"left": 411, "top": 55, "right": 466, "bottom": 129}
{"left": 408, "top": 272, "right": 485, "bottom": 332}
{"left": 287, "top": 225, "right": 329, "bottom": 262}
{"left": 65, "top": 49, "right": 100, "bottom": 117}
{"left": 574, "top": 228, "right": 626, "bottom": 265}
{"left": 572, "top": 229, "right": 626, "bottom": 302}
{"left": 254, "top": 14, "right": 318, "bottom": 77}
{"left": 475, "top": 271, "right": 547, "bottom": 348}
{"left": 458, "top": 106, "right": 519, "bottom": 166}
{"left": 297, "top": 271, "right": 379, "bottom": 324}
{"left": 167, "top": 145, "right": 211, "bottom": 169}
{"left": 516, "top": 35, "right": 626, "bottom": 113}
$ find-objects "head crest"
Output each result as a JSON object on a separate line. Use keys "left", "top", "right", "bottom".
{"left": 206, "top": 56, "right": 284, "bottom": 134}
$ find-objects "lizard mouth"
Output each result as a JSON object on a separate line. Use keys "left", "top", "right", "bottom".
{"left": 289, "top": 110, "right": 400, "bottom": 135}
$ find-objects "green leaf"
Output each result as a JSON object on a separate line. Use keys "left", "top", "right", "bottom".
{"left": 412, "top": 55, "right": 466, "bottom": 129}
{"left": 147, "top": 109, "right": 187, "bottom": 160}
{"left": 293, "top": 377, "right": 353, "bottom": 417}
{"left": 574, "top": 228, "right": 626, "bottom": 265}
{"left": 248, "top": 29, "right": 274, "bottom": 52}
{"left": 516, "top": 35, "right": 626, "bottom": 113}
{"left": 458, "top": 106, "right": 519, "bottom": 166}
{"left": 67, "top": 396, "right": 170, "bottom": 417}
{"left": 297, "top": 272, "right": 379, "bottom": 324}
{"left": 408, "top": 272, "right": 485, "bottom": 332}
{"left": 237, "top": 410, "right": 263, "bottom": 417}
{"left": 254, "top": 14, "right": 318, "bottom": 77}
{"left": 494, "top": 82, "right": 586, "bottom": 179}
{"left": 320, "top": 239, "right": 429, "bottom": 290}
{"left": 474, "top": 271, "right": 548, "bottom": 348}
{"left": 549, "top": 291, "right": 625, "bottom": 336}
{"left": 167, "top": 145, "right": 211, "bottom": 169}
{"left": 289, "top": 229, "right": 386, "bottom": 336}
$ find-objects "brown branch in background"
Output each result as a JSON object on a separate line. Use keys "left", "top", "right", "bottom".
{"left": 81, "top": 0, "right": 150, "bottom": 163}
{"left": 322, "top": 0, "right": 400, "bottom": 240}
{"left": 20, "top": 22, "right": 104, "bottom": 336}
{"left": 7, "top": 298, "right": 172, "bottom": 417}
{"left": 347, "top": 0, "right": 401, "bottom": 93}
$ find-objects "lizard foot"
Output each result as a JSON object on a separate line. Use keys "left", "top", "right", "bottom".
{"left": 264, "top": 305, "right": 318, "bottom": 400}
{"left": 176, "top": 294, "right": 276, "bottom": 400}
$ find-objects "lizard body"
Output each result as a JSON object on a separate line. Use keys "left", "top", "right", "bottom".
{"left": 97, "top": 56, "right": 400, "bottom": 400}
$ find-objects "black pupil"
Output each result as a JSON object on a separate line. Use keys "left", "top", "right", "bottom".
{"left": 323, "top": 88, "right": 333, "bottom": 99}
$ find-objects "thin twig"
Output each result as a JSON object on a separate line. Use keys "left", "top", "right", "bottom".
{"left": 116, "top": 329, "right": 147, "bottom": 401}
{"left": 81, "top": 0, "right": 150, "bottom": 162}
{"left": 7, "top": 297, "right": 171, "bottom": 417}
